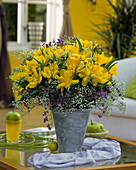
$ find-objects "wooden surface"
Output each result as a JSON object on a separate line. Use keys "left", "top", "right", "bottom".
{"left": 71, "top": 163, "right": 136, "bottom": 170}
{"left": 0, "top": 156, "right": 28, "bottom": 170}
{"left": 107, "top": 135, "right": 136, "bottom": 146}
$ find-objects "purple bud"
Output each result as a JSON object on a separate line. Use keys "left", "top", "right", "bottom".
{"left": 49, "top": 41, "right": 51, "bottom": 46}
{"left": 46, "top": 44, "right": 49, "bottom": 48}
{"left": 43, "top": 111, "right": 46, "bottom": 116}
{"left": 101, "top": 103, "right": 105, "bottom": 107}
{"left": 43, "top": 116, "right": 48, "bottom": 123}
{"left": 42, "top": 43, "right": 45, "bottom": 46}
{"left": 47, "top": 124, "right": 51, "bottom": 130}
{"left": 98, "top": 114, "right": 102, "bottom": 118}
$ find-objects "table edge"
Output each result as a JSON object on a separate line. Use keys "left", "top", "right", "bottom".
{"left": 70, "top": 163, "right": 136, "bottom": 170}
{"left": 0, "top": 156, "right": 28, "bottom": 170}
{"left": 107, "top": 135, "right": 136, "bottom": 146}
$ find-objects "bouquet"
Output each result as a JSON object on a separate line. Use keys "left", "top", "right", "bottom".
{"left": 9, "top": 36, "right": 126, "bottom": 129}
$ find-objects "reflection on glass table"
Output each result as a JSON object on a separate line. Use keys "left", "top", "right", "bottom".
{"left": 0, "top": 128, "right": 136, "bottom": 170}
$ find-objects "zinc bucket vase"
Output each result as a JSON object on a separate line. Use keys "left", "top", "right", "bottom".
{"left": 52, "top": 109, "right": 91, "bottom": 153}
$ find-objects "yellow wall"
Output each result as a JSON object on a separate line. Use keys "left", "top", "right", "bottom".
{"left": 8, "top": 51, "right": 21, "bottom": 71}
{"left": 69, "top": 0, "right": 115, "bottom": 45}
{"left": 69, "top": 0, "right": 135, "bottom": 57}
{"left": 8, "top": 51, "right": 21, "bottom": 99}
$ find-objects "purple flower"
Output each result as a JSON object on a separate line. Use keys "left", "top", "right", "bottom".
{"left": 49, "top": 41, "right": 51, "bottom": 46}
{"left": 57, "top": 39, "right": 61, "bottom": 43}
{"left": 42, "top": 43, "right": 45, "bottom": 46}
{"left": 46, "top": 44, "right": 49, "bottom": 48}
{"left": 101, "top": 103, "right": 105, "bottom": 107}
{"left": 18, "top": 90, "right": 24, "bottom": 96}
{"left": 43, "top": 116, "right": 48, "bottom": 123}
{"left": 49, "top": 106, "right": 52, "bottom": 110}
{"left": 42, "top": 111, "right": 47, "bottom": 116}
{"left": 47, "top": 124, "right": 51, "bottom": 130}
{"left": 98, "top": 114, "right": 102, "bottom": 118}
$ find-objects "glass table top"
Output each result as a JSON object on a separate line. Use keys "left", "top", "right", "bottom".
{"left": 0, "top": 129, "right": 136, "bottom": 170}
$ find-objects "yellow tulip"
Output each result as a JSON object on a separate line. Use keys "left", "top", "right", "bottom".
{"left": 63, "top": 45, "right": 79, "bottom": 54}
{"left": 93, "top": 52, "right": 109, "bottom": 65}
{"left": 50, "top": 62, "right": 59, "bottom": 78}
{"left": 66, "top": 56, "right": 80, "bottom": 72}
{"left": 109, "top": 64, "right": 118, "bottom": 76}
{"left": 26, "top": 81, "right": 38, "bottom": 89}
{"left": 56, "top": 69, "right": 79, "bottom": 94}
{"left": 33, "top": 49, "right": 42, "bottom": 56}
{"left": 10, "top": 72, "right": 26, "bottom": 82}
{"left": 42, "top": 67, "right": 52, "bottom": 79}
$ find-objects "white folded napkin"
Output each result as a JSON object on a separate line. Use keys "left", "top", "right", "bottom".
{"left": 28, "top": 137, "right": 121, "bottom": 168}
{"left": 82, "top": 138, "right": 121, "bottom": 161}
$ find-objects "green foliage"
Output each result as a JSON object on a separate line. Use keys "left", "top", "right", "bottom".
{"left": 28, "top": 4, "right": 47, "bottom": 41}
{"left": 92, "top": 0, "right": 136, "bottom": 59}
{"left": 2, "top": 3, "right": 17, "bottom": 41}
{"left": 76, "top": 37, "right": 84, "bottom": 52}
{"left": 28, "top": 4, "right": 47, "bottom": 22}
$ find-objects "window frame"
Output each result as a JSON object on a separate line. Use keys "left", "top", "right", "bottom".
{"left": 2, "top": 0, "right": 62, "bottom": 50}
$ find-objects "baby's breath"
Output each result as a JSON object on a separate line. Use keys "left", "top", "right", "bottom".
{"left": 9, "top": 36, "right": 126, "bottom": 129}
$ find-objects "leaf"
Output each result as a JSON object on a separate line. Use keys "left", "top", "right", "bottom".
{"left": 109, "top": 35, "right": 115, "bottom": 52}
{"left": 30, "top": 88, "right": 41, "bottom": 95}
{"left": 76, "top": 38, "right": 83, "bottom": 52}
{"left": 30, "top": 55, "right": 44, "bottom": 69}
{"left": 67, "top": 86, "right": 71, "bottom": 92}
{"left": 97, "top": 80, "right": 110, "bottom": 89}
{"left": 105, "top": 57, "right": 119, "bottom": 69}
{"left": 107, "top": 0, "right": 118, "bottom": 14}
{"left": 9, "top": 95, "right": 26, "bottom": 106}
{"left": 107, "top": 62, "right": 118, "bottom": 71}
{"left": 74, "top": 69, "right": 77, "bottom": 79}
{"left": 117, "top": 33, "right": 121, "bottom": 58}
{"left": 45, "top": 49, "right": 49, "bottom": 55}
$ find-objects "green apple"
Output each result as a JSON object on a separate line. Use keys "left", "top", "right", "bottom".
{"left": 48, "top": 141, "right": 58, "bottom": 152}
{"left": 86, "top": 121, "right": 104, "bottom": 133}
{"left": 6, "top": 111, "right": 21, "bottom": 121}
{"left": 99, "top": 123, "right": 104, "bottom": 131}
